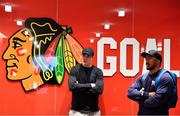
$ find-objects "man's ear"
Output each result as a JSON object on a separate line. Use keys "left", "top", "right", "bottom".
{"left": 156, "top": 59, "right": 161, "bottom": 65}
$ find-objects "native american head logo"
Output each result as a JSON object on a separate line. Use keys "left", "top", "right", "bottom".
{"left": 2, "top": 18, "right": 83, "bottom": 92}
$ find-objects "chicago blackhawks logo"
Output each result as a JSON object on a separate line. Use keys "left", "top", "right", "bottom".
{"left": 2, "top": 18, "right": 83, "bottom": 92}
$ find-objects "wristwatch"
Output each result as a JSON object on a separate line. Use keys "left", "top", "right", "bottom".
{"left": 140, "top": 88, "right": 145, "bottom": 96}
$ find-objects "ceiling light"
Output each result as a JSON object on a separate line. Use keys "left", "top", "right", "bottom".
{"left": 118, "top": 10, "right": 125, "bottom": 17}
{"left": 5, "top": 5, "right": 12, "bottom": 12}
{"left": 90, "top": 39, "right": 94, "bottom": 43}
{"left": 16, "top": 20, "right": 23, "bottom": 26}
{"left": 104, "top": 24, "right": 110, "bottom": 30}
{"left": 96, "top": 33, "right": 101, "bottom": 37}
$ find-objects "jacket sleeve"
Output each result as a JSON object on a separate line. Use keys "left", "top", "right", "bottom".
{"left": 128, "top": 76, "right": 149, "bottom": 101}
{"left": 143, "top": 73, "right": 173, "bottom": 108}
{"left": 88, "top": 69, "right": 104, "bottom": 95}
{"left": 68, "top": 66, "right": 91, "bottom": 92}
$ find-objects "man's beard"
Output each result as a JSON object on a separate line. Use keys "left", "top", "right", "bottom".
{"left": 146, "top": 63, "right": 157, "bottom": 70}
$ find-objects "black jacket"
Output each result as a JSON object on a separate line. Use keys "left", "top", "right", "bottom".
{"left": 68, "top": 64, "right": 104, "bottom": 112}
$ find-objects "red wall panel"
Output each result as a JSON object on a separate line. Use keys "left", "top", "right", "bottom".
{"left": 0, "top": 0, "right": 179, "bottom": 115}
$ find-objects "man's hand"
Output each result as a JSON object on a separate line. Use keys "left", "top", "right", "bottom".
{"left": 149, "top": 92, "right": 155, "bottom": 97}
{"left": 91, "top": 83, "right": 96, "bottom": 88}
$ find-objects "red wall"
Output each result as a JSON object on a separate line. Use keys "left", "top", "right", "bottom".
{"left": 0, "top": 0, "right": 179, "bottom": 115}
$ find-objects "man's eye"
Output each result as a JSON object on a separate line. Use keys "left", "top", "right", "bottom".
{"left": 12, "top": 42, "right": 22, "bottom": 49}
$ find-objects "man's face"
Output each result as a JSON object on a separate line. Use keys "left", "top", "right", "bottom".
{"left": 82, "top": 54, "right": 93, "bottom": 66}
{"left": 3, "top": 28, "right": 34, "bottom": 80}
{"left": 145, "top": 55, "right": 160, "bottom": 70}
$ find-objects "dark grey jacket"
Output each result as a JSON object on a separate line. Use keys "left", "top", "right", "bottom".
{"left": 68, "top": 64, "right": 104, "bottom": 112}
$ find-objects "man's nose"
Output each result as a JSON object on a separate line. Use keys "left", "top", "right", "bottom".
{"left": 2, "top": 48, "right": 13, "bottom": 60}
{"left": 3, "top": 49, "right": 9, "bottom": 60}
{"left": 146, "top": 61, "right": 149, "bottom": 64}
